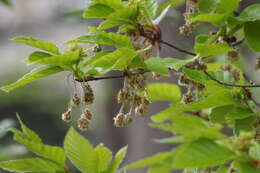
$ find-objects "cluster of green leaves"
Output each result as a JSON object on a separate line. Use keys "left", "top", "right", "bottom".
{"left": 0, "top": 116, "right": 127, "bottom": 173}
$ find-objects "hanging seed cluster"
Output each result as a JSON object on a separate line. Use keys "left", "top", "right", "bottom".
{"left": 179, "top": 59, "right": 206, "bottom": 104}
{"left": 114, "top": 73, "right": 150, "bottom": 128}
{"left": 62, "top": 81, "right": 94, "bottom": 131}
{"left": 220, "top": 64, "right": 240, "bottom": 82}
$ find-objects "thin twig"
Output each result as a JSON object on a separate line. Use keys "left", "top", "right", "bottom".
{"left": 159, "top": 40, "right": 196, "bottom": 56}
{"left": 75, "top": 70, "right": 148, "bottom": 82}
{"left": 204, "top": 71, "right": 260, "bottom": 88}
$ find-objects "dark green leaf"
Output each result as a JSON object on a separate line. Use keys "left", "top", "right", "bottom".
{"left": 239, "top": 4, "right": 260, "bottom": 22}
{"left": 244, "top": 21, "right": 260, "bottom": 52}
{"left": 145, "top": 58, "right": 169, "bottom": 76}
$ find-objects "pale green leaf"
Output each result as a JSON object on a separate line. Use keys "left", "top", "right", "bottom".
{"left": 83, "top": 4, "right": 114, "bottom": 18}
{"left": 64, "top": 127, "right": 94, "bottom": 173}
{"left": 165, "top": 56, "right": 199, "bottom": 71}
{"left": 152, "top": 90, "right": 236, "bottom": 122}
{"left": 30, "top": 51, "right": 80, "bottom": 66}
{"left": 140, "top": 0, "right": 158, "bottom": 21}
{"left": 146, "top": 83, "right": 181, "bottom": 102}
{"left": 147, "top": 165, "right": 172, "bottom": 173}
{"left": 198, "top": 0, "right": 217, "bottom": 13}
{"left": 189, "top": 13, "right": 225, "bottom": 26}
{"left": 195, "top": 43, "right": 234, "bottom": 56}
{"left": 93, "top": 0, "right": 123, "bottom": 9}
{"left": 105, "top": 146, "right": 127, "bottom": 173}
{"left": 0, "top": 158, "right": 63, "bottom": 173}
{"left": 239, "top": 4, "right": 260, "bottom": 22}
{"left": 158, "top": 0, "right": 184, "bottom": 14}
{"left": 172, "top": 138, "right": 237, "bottom": 168}
{"left": 11, "top": 37, "right": 59, "bottom": 54}
{"left": 126, "top": 152, "right": 171, "bottom": 170}
{"left": 145, "top": 58, "right": 169, "bottom": 76}
{"left": 87, "top": 144, "right": 112, "bottom": 173}
{"left": 25, "top": 51, "right": 52, "bottom": 64}
{"left": 216, "top": 0, "right": 240, "bottom": 15}
{"left": 249, "top": 141, "right": 260, "bottom": 160}
{"left": 1, "top": 65, "right": 64, "bottom": 92}
{"left": 244, "top": 21, "right": 260, "bottom": 52}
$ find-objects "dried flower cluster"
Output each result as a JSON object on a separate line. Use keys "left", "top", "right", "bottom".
{"left": 62, "top": 81, "right": 95, "bottom": 131}
{"left": 114, "top": 74, "right": 150, "bottom": 127}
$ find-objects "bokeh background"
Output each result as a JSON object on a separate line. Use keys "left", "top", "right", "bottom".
{"left": 0, "top": 0, "right": 259, "bottom": 172}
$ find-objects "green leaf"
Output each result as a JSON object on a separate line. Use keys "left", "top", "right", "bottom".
{"left": 189, "top": 13, "right": 225, "bottom": 26}
{"left": 152, "top": 90, "right": 236, "bottom": 122}
{"left": 83, "top": 4, "right": 114, "bottom": 18}
{"left": 153, "top": 5, "right": 170, "bottom": 24}
{"left": 90, "top": 47, "right": 137, "bottom": 73}
{"left": 171, "top": 138, "right": 237, "bottom": 168}
{"left": 64, "top": 127, "right": 94, "bottom": 173}
{"left": 195, "top": 43, "right": 234, "bottom": 56}
{"left": 79, "top": 51, "right": 112, "bottom": 69}
{"left": 0, "top": 0, "right": 12, "bottom": 7}
{"left": 0, "top": 158, "right": 63, "bottom": 173}
{"left": 234, "top": 116, "right": 256, "bottom": 135}
{"left": 166, "top": 56, "right": 199, "bottom": 71}
{"left": 239, "top": 4, "right": 260, "bottom": 22}
{"left": 11, "top": 37, "right": 59, "bottom": 54}
{"left": 198, "top": 0, "right": 217, "bottom": 13}
{"left": 157, "top": 0, "right": 184, "bottom": 14}
{"left": 210, "top": 105, "right": 255, "bottom": 123}
{"left": 171, "top": 116, "right": 224, "bottom": 140}
{"left": 244, "top": 21, "right": 260, "bottom": 52}
{"left": 234, "top": 161, "right": 260, "bottom": 173}
{"left": 105, "top": 146, "right": 127, "bottom": 173}
{"left": 125, "top": 152, "right": 171, "bottom": 170}
{"left": 249, "top": 141, "right": 260, "bottom": 160}
{"left": 72, "top": 30, "right": 132, "bottom": 48}
{"left": 25, "top": 51, "right": 52, "bottom": 64}
{"left": 140, "top": 0, "right": 158, "bottom": 21}
{"left": 216, "top": 0, "right": 240, "bottom": 15}
{"left": 146, "top": 83, "right": 181, "bottom": 102}
{"left": 11, "top": 116, "right": 66, "bottom": 165}
{"left": 1, "top": 65, "right": 64, "bottom": 92}
{"left": 93, "top": 0, "right": 123, "bottom": 9}
{"left": 87, "top": 144, "right": 112, "bottom": 173}
{"left": 145, "top": 58, "right": 169, "bottom": 76}
{"left": 147, "top": 165, "right": 172, "bottom": 173}
{"left": 30, "top": 51, "right": 80, "bottom": 66}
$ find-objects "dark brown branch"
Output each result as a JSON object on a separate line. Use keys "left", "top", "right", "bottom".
{"left": 159, "top": 40, "right": 196, "bottom": 56}
{"left": 204, "top": 71, "right": 260, "bottom": 88}
{"left": 75, "top": 70, "right": 148, "bottom": 82}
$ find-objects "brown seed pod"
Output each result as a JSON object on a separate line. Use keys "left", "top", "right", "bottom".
{"left": 231, "top": 69, "right": 240, "bottom": 82}
{"left": 117, "top": 90, "right": 132, "bottom": 104}
{"left": 77, "top": 117, "right": 90, "bottom": 131}
{"left": 256, "top": 57, "right": 260, "bottom": 70}
{"left": 82, "top": 108, "right": 92, "bottom": 120}
{"left": 70, "top": 94, "right": 81, "bottom": 107}
{"left": 227, "top": 51, "right": 239, "bottom": 62}
{"left": 62, "top": 109, "right": 72, "bottom": 122}
{"left": 82, "top": 83, "right": 94, "bottom": 105}
{"left": 181, "top": 92, "right": 194, "bottom": 104}
{"left": 114, "top": 113, "right": 127, "bottom": 128}
{"left": 220, "top": 64, "right": 232, "bottom": 71}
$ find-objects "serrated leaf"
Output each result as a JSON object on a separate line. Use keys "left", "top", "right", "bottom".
{"left": 0, "top": 158, "right": 63, "bottom": 173}
{"left": 30, "top": 51, "right": 80, "bottom": 66}
{"left": 68, "top": 31, "right": 132, "bottom": 48}
{"left": 172, "top": 138, "right": 237, "bottom": 168}
{"left": 244, "top": 21, "right": 260, "bottom": 52}
{"left": 140, "top": 0, "right": 158, "bottom": 21}
{"left": 11, "top": 116, "right": 66, "bottom": 165}
{"left": 153, "top": 5, "right": 170, "bottom": 24}
{"left": 195, "top": 43, "right": 234, "bottom": 56}
{"left": 11, "top": 37, "right": 59, "bottom": 54}
{"left": 171, "top": 116, "right": 224, "bottom": 140}
{"left": 146, "top": 83, "right": 181, "bottom": 102}
{"left": 79, "top": 51, "right": 112, "bottom": 69}
{"left": 64, "top": 127, "right": 94, "bottom": 173}
{"left": 87, "top": 144, "right": 112, "bottom": 173}
{"left": 126, "top": 152, "right": 171, "bottom": 170}
{"left": 145, "top": 58, "right": 169, "bottom": 76}
{"left": 90, "top": 47, "right": 137, "bottom": 73}
{"left": 152, "top": 90, "right": 236, "bottom": 122}
{"left": 238, "top": 4, "right": 260, "bottom": 22}
{"left": 165, "top": 56, "right": 199, "bottom": 71}
{"left": 93, "top": 0, "right": 123, "bottom": 9}
{"left": 25, "top": 51, "right": 52, "bottom": 64}
{"left": 210, "top": 105, "right": 255, "bottom": 123}
{"left": 105, "top": 146, "right": 127, "bottom": 173}
{"left": 83, "top": 4, "right": 114, "bottom": 18}
{"left": 189, "top": 13, "right": 225, "bottom": 26}
{"left": 1, "top": 65, "right": 64, "bottom": 92}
